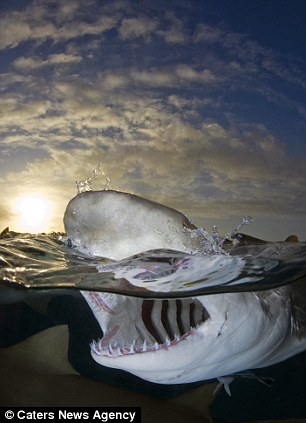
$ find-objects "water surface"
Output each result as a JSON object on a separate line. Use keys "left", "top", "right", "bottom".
{"left": 1, "top": 229, "right": 306, "bottom": 300}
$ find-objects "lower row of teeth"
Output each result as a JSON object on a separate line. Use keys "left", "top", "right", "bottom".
{"left": 90, "top": 328, "right": 197, "bottom": 357}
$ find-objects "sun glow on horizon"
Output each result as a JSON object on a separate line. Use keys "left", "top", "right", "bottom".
{"left": 14, "top": 194, "right": 52, "bottom": 233}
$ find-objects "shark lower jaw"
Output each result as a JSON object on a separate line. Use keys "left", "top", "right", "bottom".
{"left": 86, "top": 296, "right": 210, "bottom": 362}
{"left": 90, "top": 326, "right": 206, "bottom": 384}
{"left": 90, "top": 321, "right": 199, "bottom": 358}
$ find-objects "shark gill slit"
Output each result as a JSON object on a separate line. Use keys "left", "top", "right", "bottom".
{"left": 141, "top": 298, "right": 209, "bottom": 344}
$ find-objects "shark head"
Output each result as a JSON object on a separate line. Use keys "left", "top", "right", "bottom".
{"left": 64, "top": 189, "right": 306, "bottom": 385}
{"left": 81, "top": 286, "right": 297, "bottom": 384}
{"left": 64, "top": 190, "right": 201, "bottom": 260}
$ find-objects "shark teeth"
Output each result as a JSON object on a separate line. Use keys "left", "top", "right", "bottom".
{"left": 90, "top": 328, "right": 196, "bottom": 358}
{"left": 89, "top": 297, "right": 210, "bottom": 358}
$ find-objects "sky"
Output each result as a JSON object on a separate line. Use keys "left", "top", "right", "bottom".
{"left": 0, "top": 0, "right": 306, "bottom": 241}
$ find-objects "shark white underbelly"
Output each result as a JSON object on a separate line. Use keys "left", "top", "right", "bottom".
{"left": 64, "top": 190, "right": 306, "bottom": 385}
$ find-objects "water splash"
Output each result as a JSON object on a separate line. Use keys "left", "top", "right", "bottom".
{"left": 188, "top": 216, "right": 253, "bottom": 255}
{"left": 76, "top": 163, "right": 111, "bottom": 194}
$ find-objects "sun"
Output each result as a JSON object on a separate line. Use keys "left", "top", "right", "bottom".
{"left": 14, "top": 194, "right": 52, "bottom": 233}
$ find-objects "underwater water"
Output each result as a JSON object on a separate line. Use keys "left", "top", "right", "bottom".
{"left": 1, "top": 225, "right": 306, "bottom": 419}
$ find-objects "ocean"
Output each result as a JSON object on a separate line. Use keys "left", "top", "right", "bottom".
{"left": 1, "top": 228, "right": 306, "bottom": 421}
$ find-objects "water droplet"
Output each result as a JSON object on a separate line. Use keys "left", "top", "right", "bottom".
{"left": 75, "top": 163, "right": 111, "bottom": 194}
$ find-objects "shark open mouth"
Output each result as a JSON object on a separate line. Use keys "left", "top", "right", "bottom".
{"left": 86, "top": 294, "right": 210, "bottom": 358}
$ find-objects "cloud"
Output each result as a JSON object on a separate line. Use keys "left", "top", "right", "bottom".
{"left": 1, "top": 99, "right": 305, "bottom": 237}
{"left": 12, "top": 53, "right": 82, "bottom": 71}
{"left": 194, "top": 23, "right": 224, "bottom": 44}
{"left": 0, "top": 95, "right": 51, "bottom": 125}
{"left": 98, "top": 65, "right": 216, "bottom": 91}
{"left": 0, "top": 203, "right": 10, "bottom": 222}
{"left": 193, "top": 22, "right": 306, "bottom": 92}
{"left": 130, "top": 64, "right": 216, "bottom": 87}
{"left": 0, "top": 17, "right": 34, "bottom": 50}
{"left": 118, "top": 16, "right": 159, "bottom": 39}
{"left": 175, "top": 65, "right": 215, "bottom": 82}
{"left": 0, "top": 66, "right": 304, "bottom": 218}
{"left": 0, "top": 0, "right": 119, "bottom": 50}
{"left": 156, "top": 13, "right": 188, "bottom": 44}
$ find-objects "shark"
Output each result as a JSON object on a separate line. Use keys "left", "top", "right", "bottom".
{"left": 64, "top": 190, "right": 306, "bottom": 385}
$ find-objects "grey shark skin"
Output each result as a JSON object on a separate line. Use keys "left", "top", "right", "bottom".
{"left": 64, "top": 190, "right": 201, "bottom": 260}
{"left": 64, "top": 190, "right": 306, "bottom": 385}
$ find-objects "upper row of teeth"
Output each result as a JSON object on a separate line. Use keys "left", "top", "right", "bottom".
{"left": 90, "top": 328, "right": 197, "bottom": 357}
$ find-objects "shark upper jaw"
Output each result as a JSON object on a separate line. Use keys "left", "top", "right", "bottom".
{"left": 81, "top": 288, "right": 295, "bottom": 385}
